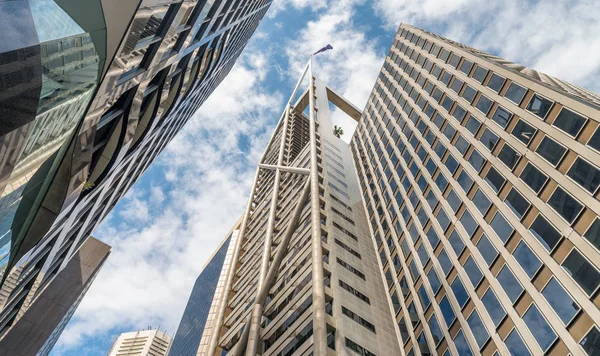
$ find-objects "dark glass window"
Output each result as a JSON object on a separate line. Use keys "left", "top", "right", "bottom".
{"left": 536, "top": 136, "right": 566, "bottom": 166}
{"left": 504, "top": 82, "right": 527, "bottom": 104}
{"left": 482, "top": 289, "right": 505, "bottom": 326}
{"left": 553, "top": 108, "right": 587, "bottom": 137}
{"left": 506, "top": 330, "right": 531, "bottom": 356}
{"left": 580, "top": 327, "right": 600, "bottom": 356}
{"left": 475, "top": 95, "right": 493, "bottom": 115}
{"left": 429, "top": 315, "right": 444, "bottom": 345}
{"left": 511, "top": 119, "right": 536, "bottom": 145}
{"left": 438, "top": 249, "right": 453, "bottom": 275}
{"left": 562, "top": 249, "right": 600, "bottom": 295}
{"left": 480, "top": 128, "right": 499, "bottom": 151}
{"left": 467, "top": 311, "right": 489, "bottom": 348}
{"left": 497, "top": 266, "right": 523, "bottom": 302}
{"left": 472, "top": 66, "right": 488, "bottom": 83}
{"left": 453, "top": 105, "right": 467, "bottom": 121}
{"left": 520, "top": 163, "right": 547, "bottom": 193}
{"left": 457, "top": 171, "right": 474, "bottom": 192}
{"left": 485, "top": 166, "right": 506, "bottom": 192}
{"left": 464, "top": 257, "right": 483, "bottom": 287}
{"left": 443, "top": 123, "right": 456, "bottom": 140}
{"left": 432, "top": 87, "right": 443, "bottom": 101}
{"left": 514, "top": 242, "right": 542, "bottom": 278}
{"left": 447, "top": 189, "right": 462, "bottom": 212}
{"left": 428, "top": 268, "right": 442, "bottom": 294}
{"left": 439, "top": 49, "right": 450, "bottom": 61}
{"left": 455, "top": 135, "right": 470, "bottom": 155}
{"left": 451, "top": 78, "right": 463, "bottom": 93}
{"left": 460, "top": 60, "right": 474, "bottom": 75}
{"left": 451, "top": 277, "right": 469, "bottom": 307}
{"left": 468, "top": 149, "right": 485, "bottom": 172}
{"left": 487, "top": 73, "right": 505, "bottom": 92}
{"left": 523, "top": 305, "right": 557, "bottom": 351}
{"left": 542, "top": 277, "right": 580, "bottom": 324}
{"left": 567, "top": 158, "right": 600, "bottom": 194}
{"left": 418, "top": 285, "right": 431, "bottom": 309}
{"left": 461, "top": 210, "right": 478, "bottom": 236}
{"left": 442, "top": 96, "right": 454, "bottom": 112}
{"left": 498, "top": 144, "right": 521, "bottom": 169}
{"left": 449, "top": 230, "right": 465, "bottom": 256}
{"left": 477, "top": 234, "right": 498, "bottom": 266}
{"left": 439, "top": 296, "right": 456, "bottom": 326}
{"left": 491, "top": 213, "right": 513, "bottom": 243}
{"left": 454, "top": 330, "right": 473, "bottom": 356}
{"left": 526, "top": 94, "right": 553, "bottom": 118}
{"left": 445, "top": 154, "right": 459, "bottom": 174}
{"left": 530, "top": 215, "right": 561, "bottom": 251}
{"left": 505, "top": 188, "right": 530, "bottom": 219}
{"left": 448, "top": 53, "right": 460, "bottom": 68}
{"left": 440, "top": 71, "right": 452, "bottom": 85}
{"left": 473, "top": 189, "right": 491, "bottom": 215}
{"left": 584, "top": 219, "right": 600, "bottom": 252}
{"left": 548, "top": 187, "right": 583, "bottom": 223}
{"left": 465, "top": 116, "right": 481, "bottom": 135}
{"left": 461, "top": 85, "right": 477, "bottom": 103}
{"left": 588, "top": 128, "right": 600, "bottom": 152}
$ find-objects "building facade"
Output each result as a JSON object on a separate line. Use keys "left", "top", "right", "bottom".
{"left": 170, "top": 223, "right": 239, "bottom": 356}
{"left": 0, "top": 0, "right": 271, "bottom": 350}
{"left": 108, "top": 329, "right": 172, "bottom": 356}
{"left": 350, "top": 24, "right": 600, "bottom": 356}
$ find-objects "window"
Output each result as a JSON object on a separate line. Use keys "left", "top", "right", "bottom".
{"left": 491, "top": 212, "right": 513, "bottom": 243}
{"left": 465, "top": 115, "right": 481, "bottom": 135}
{"left": 438, "top": 249, "right": 453, "bottom": 275}
{"left": 468, "top": 149, "right": 485, "bottom": 172}
{"left": 504, "top": 82, "right": 527, "bottom": 104}
{"left": 418, "top": 285, "right": 431, "bottom": 309}
{"left": 454, "top": 330, "right": 473, "bottom": 356}
{"left": 428, "top": 268, "right": 442, "bottom": 294}
{"left": 453, "top": 105, "right": 467, "bottom": 121}
{"left": 536, "top": 136, "right": 566, "bottom": 166}
{"left": 485, "top": 166, "right": 506, "bottom": 192}
{"left": 440, "top": 71, "right": 452, "bottom": 86}
{"left": 451, "top": 78, "right": 464, "bottom": 93}
{"left": 497, "top": 266, "right": 523, "bottom": 303}
{"left": 457, "top": 171, "right": 474, "bottom": 192}
{"left": 511, "top": 119, "right": 536, "bottom": 145}
{"left": 455, "top": 135, "right": 470, "bottom": 155}
{"left": 589, "top": 128, "right": 600, "bottom": 152}
{"left": 491, "top": 106, "right": 512, "bottom": 128}
{"left": 445, "top": 154, "right": 459, "bottom": 174}
{"left": 464, "top": 256, "right": 483, "bottom": 287}
{"left": 337, "top": 257, "right": 366, "bottom": 280}
{"left": 475, "top": 95, "right": 493, "bottom": 115}
{"left": 429, "top": 315, "right": 444, "bottom": 345}
{"left": 451, "top": 277, "right": 469, "bottom": 307}
{"left": 530, "top": 215, "right": 561, "bottom": 251}
{"left": 482, "top": 289, "right": 505, "bottom": 326}
{"left": 473, "top": 189, "right": 491, "bottom": 215}
{"left": 447, "top": 189, "right": 462, "bottom": 212}
{"left": 562, "top": 249, "right": 600, "bottom": 295}
{"left": 548, "top": 187, "right": 583, "bottom": 224}
{"left": 584, "top": 218, "right": 600, "bottom": 252}
{"left": 486, "top": 73, "right": 505, "bottom": 92}
{"left": 472, "top": 66, "right": 488, "bottom": 83}
{"left": 498, "top": 144, "right": 521, "bottom": 169}
{"left": 467, "top": 311, "right": 489, "bottom": 348}
{"left": 526, "top": 94, "right": 553, "bottom": 118}
{"left": 461, "top": 210, "right": 478, "bottom": 236}
{"left": 580, "top": 327, "right": 600, "bottom": 356}
{"left": 505, "top": 330, "right": 531, "bottom": 356}
{"left": 439, "top": 296, "right": 456, "bottom": 326}
{"left": 339, "top": 280, "right": 371, "bottom": 304}
{"left": 542, "top": 277, "right": 580, "bottom": 324}
{"left": 553, "top": 108, "right": 587, "bottom": 137}
{"left": 442, "top": 96, "right": 454, "bottom": 112}
{"left": 567, "top": 158, "right": 600, "bottom": 194}
{"left": 449, "top": 230, "right": 465, "bottom": 256}
{"left": 520, "top": 163, "right": 548, "bottom": 193}
{"left": 460, "top": 59, "right": 474, "bottom": 75}
{"left": 514, "top": 242, "right": 542, "bottom": 278}
{"left": 477, "top": 234, "right": 498, "bottom": 266}
{"left": 448, "top": 53, "right": 461, "bottom": 68}
{"left": 437, "top": 208, "right": 451, "bottom": 231}
{"left": 345, "top": 337, "right": 377, "bottom": 356}
{"left": 523, "top": 305, "right": 557, "bottom": 351}
{"left": 342, "top": 306, "right": 376, "bottom": 333}
{"left": 480, "top": 128, "right": 499, "bottom": 151}
{"left": 505, "top": 188, "right": 530, "bottom": 219}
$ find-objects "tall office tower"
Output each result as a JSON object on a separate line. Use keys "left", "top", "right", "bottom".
{"left": 0, "top": 236, "right": 110, "bottom": 356}
{"left": 108, "top": 329, "right": 172, "bottom": 356}
{"left": 170, "top": 222, "right": 240, "bottom": 356}
{"left": 351, "top": 23, "right": 600, "bottom": 356}
{"left": 0, "top": 0, "right": 272, "bottom": 348}
{"left": 199, "top": 59, "right": 401, "bottom": 356}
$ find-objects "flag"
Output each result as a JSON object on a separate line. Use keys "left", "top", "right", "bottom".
{"left": 313, "top": 44, "right": 333, "bottom": 55}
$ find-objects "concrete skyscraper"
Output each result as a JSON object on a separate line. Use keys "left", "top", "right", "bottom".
{"left": 108, "top": 329, "right": 172, "bottom": 356}
{"left": 0, "top": 0, "right": 272, "bottom": 353}
{"left": 187, "top": 23, "right": 600, "bottom": 356}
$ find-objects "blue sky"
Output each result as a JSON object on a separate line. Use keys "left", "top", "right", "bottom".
{"left": 51, "top": 0, "right": 600, "bottom": 354}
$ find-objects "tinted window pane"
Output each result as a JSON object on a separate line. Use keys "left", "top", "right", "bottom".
{"left": 418, "top": 285, "right": 431, "bottom": 309}
{"left": 451, "top": 78, "right": 463, "bottom": 93}
{"left": 567, "top": 158, "right": 600, "bottom": 194}
{"left": 462, "top": 86, "right": 477, "bottom": 103}
{"left": 453, "top": 105, "right": 467, "bottom": 121}
{"left": 465, "top": 115, "right": 481, "bottom": 135}
{"left": 477, "top": 234, "right": 498, "bottom": 266}
{"left": 504, "top": 82, "right": 526, "bottom": 104}
{"left": 536, "top": 137, "right": 566, "bottom": 166}
{"left": 514, "top": 242, "right": 542, "bottom": 278}
{"left": 438, "top": 249, "right": 453, "bottom": 275}
{"left": 485, "top": 166, "right": 506, "bottom": 192}
{"left": 473, "top": 189, "right": 491, "bottom": 215}
{"left": 526, "top": 94, "right": 553, "bottom": 118}
{"left": 439, "top": 296, "right": 456, "bottom": 326}
{"left": 467, "top": 311, "right": 489, "bottom": 348}
{"left": 520, "top": 163, "right": 547, "bottom": 193}
{"left": 445, "top": 154, "right": 459, "bottom": 173}
{"left": 548, "top": 187, "right": 583, "bottom": 223}
{"left": 506, "top": 330, "right": 531, "bottom": 356}
{"left": 505, "top": 188, "right": 530, "bottom": 219}
{"left": 455, "top": 135, "right": 470, "bottom": 155}
{"left": 580, "top": 327, "right": 600, "bottom": 356}
{"left": 562, "top": 249, "right": 600, "bottom": 295}
{"left": 491, "top": 213, "right": 513, "bottom": 243}
{"left": 487, "top": 73, "right": 505, "bottom": 93}
{"left": 448, "top": 53, "right": 460, "bottom": 68}
{"left": 524, "top": 305, "right": 557, "bottom": 351}
{"left": 464, "top": 256, "right": 483, "bottom": 287}
{"left": 468, "top": 149, "right": 485, "bottom": 172}
{"left": 438, "top": 208, "right": 451, "bottom": 231}
{"left": 449, "top": 231, "right": 465, "bottom": 256}
{"left": 457, "top": 171, "right": 474, "bottom": 192}
{"left": 498, "top": 144, "right": 521, "bottom": 169}
{"left": 475, "top": 95, "right": 493, "bottom": 115}
{"left": 461, "top": 210, "right": 478, "bottom": 236}
{"left": 428, "top": 268, "right": 442, "bottom": 294}
{"left": 512, "top": 119, "right": 536, "bottom": 145}
{"left": 497, "top": 266, "right": 523, "bottom": 302}
{"left": 454, "top": 330, "right": 473, "bottom": 356}
{"left": 530, "top": 215, "right": 561, "bottom": 251}
{"left": 447, "top": 189, "right": 462, "bottom": 212}
{"left": 491, "top": 106, "right": 511, "bottom": 127}
{"left": 542, "top": 277, "right": 580, "bottom": 324}
{"left": 554, "top": 108, "right": 586, "bottom": 136}
{"left": 589, "top": 128, "right": 600, "bottom": 152}
{"left": 482, "top": 289, "right": 505, "bottom": 326}
{"left": 584, "top": 219, "right": 600, "bottom": 252}
{"left": 451, "top": 277, "right": 469, "bottom": 307}
{"left": 429, "top": 315, "right": 444, "bottom": 345}
{"left": 472, "top": 66, "right": 488, "bottom": 83}
{"left": 460, "top": 60, "right": 474, "bottom": 75}
{"left": 480, "top": 128, "right": 499, "bottom": 151}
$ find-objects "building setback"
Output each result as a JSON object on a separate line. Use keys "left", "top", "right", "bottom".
{"left": 0, "top": 0, "right": 272, "bottom": 352}
{"left": 108, "top": 329, "right": 172, "bottom": 356}
{"left": 351, "top": 24, "right": 600, "bottom": 356}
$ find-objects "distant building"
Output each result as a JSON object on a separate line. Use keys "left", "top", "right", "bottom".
{"left": 108, "top": 329, "right": 172, "bottom": 356}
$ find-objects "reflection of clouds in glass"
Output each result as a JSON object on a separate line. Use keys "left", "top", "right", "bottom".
{"left": 30, "top": 0, "right": 84, "bottom": 43}
{"left": 0, "top": 1, "right": 39, "bottom": 53}
{"left": 523, "top": 306, "right": 557, "bottom": 350}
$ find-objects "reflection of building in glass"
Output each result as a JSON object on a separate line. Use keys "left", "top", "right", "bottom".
{"left": 0, "top": 0, "right": 272, "bottom": 353}
{"left": 171, "top": 223, "right": 239, "bottom": 356}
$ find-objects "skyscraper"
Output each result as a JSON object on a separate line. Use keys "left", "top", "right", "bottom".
{"left": 0, "top": 0, "right": 272, "bottom": 349}
{"left": 108, "top": 329, "right": 172, "bottom": 356}
{"left": 351, "top": 24, "right": 600, "bottom": 356}
{"left": 170, "top": 221, "right": 240, "bottom": 356}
